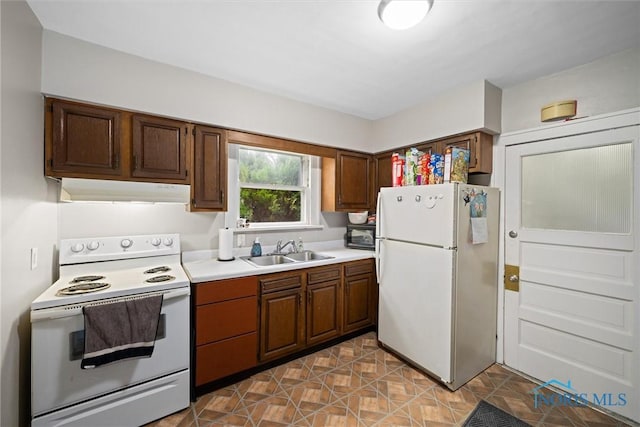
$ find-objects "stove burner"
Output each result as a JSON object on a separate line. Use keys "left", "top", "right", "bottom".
{"left": 145, "top": 275, "right": 175, "bottom": 284}
{"left": 69, "top": 275, "right": 106, "bottom": 284}
{"left": 56, "top": 282, "right": 111, "bottom": 296}
{"left": 144, "top": 266, "right": 171, "bottom": 274}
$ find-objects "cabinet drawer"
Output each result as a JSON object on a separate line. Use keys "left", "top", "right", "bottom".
{"left": 307, "top": 266, "right": 341, "bottom": 285}
{"left": 195, "top": 276, "right": 257, "bottom": 306}
{"left": 260, "top": 272, "right": 303, "bottom": 294}
{"left": 345, "top": 259, "right": 374, "bottom": 277}
{"left": 196, "top": 296, "right": 257, "bottom": 345}
{"left": 195, "top": 333, "right": 257, "bottom": 386}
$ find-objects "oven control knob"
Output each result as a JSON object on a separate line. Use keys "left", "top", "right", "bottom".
{"left": 163, "top": 237, "right": 174, "bottom": 247}
{"left": 70, "top": 243, "right": 85, "bottom": 253}
{"left": 150, "top": 238, "right": 162, "bottom": 247}
{"left": 120, "top": 238, "right": 133, "bottom": 249}
{"left": 87, "top": 241, "right": 100, "bottom": 251}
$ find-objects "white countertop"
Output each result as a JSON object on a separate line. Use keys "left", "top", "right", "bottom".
{"left": 182, "top": 240, "right": 374, "bottom": 283}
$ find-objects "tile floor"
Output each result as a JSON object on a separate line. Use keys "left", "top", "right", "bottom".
{"left": 146, "top": 332, "right": 631, "bottom": 426}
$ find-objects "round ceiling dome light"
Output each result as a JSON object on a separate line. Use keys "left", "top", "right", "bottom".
{"left": 378, "top": 0, "right": 434, "bottom": 30}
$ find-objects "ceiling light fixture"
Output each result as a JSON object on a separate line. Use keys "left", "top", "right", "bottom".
{"left": 378, "top": 0, "right": 434, "bottom": 30}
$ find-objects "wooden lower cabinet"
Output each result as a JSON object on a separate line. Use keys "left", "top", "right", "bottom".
{"left": 343, "top": 259, "right": 376, "bottom": 333}
{"left": 194, "top": 276, "right": 258, "bottom": 387}
{"left": 306, "top": 265, "right": 341, "bottom": 347}
{"left": 258, "top": 260, "right": 376, "bottom": 364}
{"left": 259, "top": 272, "right": 305, "bottom": 362}
{"left": 193, "top": 258, "right": 377, "bottom": 385}
{"left": 196, "top": 333, "right": 257, "bottom": 386}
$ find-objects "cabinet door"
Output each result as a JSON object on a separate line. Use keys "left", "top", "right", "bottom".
{"left": 439, "top": 132, "right": 493, "bottom": 174}
{"left": 306, "top": 280, "right": 341, "bottom": 346}
{"left": 132, "top": 115, "right": 189, "bottom": 182}
{"left": 195, "top": 333, "right": 257, "bottom": 386}
{"left": 343, "top": 273, "right": 375, "bottom": 333}
{"left": 336, "top": 150, "right": 371, "bottom": 211}
{"left": 343, "top": 259, "right": 376, "bottom": 333}
{"left": 192, "top": 125, "right": 227, "bottom": 210}
{"left": 374, "top": 151, "right": 393, "bottom": 206}
{"left": 259, "top": 288, "right": 305, "bottom": 362}
{"left": 49, "top": 100, "right": 122, "bottom": 177}
{"left": 415, "top": 141, "right": 440, "bottom": 156}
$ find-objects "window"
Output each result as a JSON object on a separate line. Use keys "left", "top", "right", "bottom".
{"left": 227, "top": 144, "right": 321, "bottom": 229}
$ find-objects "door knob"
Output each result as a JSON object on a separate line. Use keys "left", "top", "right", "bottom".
{"left": 508, "top": 230, "right": 518, "bottom": 238}
{"left": 509, "top": 275, "right": 519, "bottom": 282}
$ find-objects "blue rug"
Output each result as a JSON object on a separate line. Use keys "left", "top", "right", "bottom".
{"left": 463, "top": 400, "right": 531, "bottom": 427}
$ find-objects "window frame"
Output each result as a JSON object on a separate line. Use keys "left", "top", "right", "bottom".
{"left": 225, "top": 144, "right": 322, "bottom": 231}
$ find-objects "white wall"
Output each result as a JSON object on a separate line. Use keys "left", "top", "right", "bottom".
{"left": 371, "top": 80, "right": 502, "bottom": 152}
{"left": 57, "top": 202, "right": 347, "bottom": 252}
{"left": 501, "top": 46, "right": 640, "bottom": 133}
{"left": 0, "top": 2, "right": 58, "bottom": 426}
{"left": 41, "top": 30, "right": 373, "bottom": 152}
{"left": 42, "top": 30, "right": 359, "bottom": 250}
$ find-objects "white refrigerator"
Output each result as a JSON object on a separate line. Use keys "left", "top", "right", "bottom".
{"left": 376, "top": 183, "right": 499, "bottom": 390}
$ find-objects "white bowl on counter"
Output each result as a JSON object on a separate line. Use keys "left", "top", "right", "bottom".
{"left": 348, "top": 211, "right": 368, "bottom": 224}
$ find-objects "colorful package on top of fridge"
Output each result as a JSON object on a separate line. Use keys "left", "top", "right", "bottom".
{"left": 428, "top": 153, "right": 444, "bottom": 184}
{"left": 391, "top": 153, "right": 405, "bottom": 187}
{"left": 420, "top": 153, "right": 431, "bottom": 185}
{"left": 444, "top": 147, "right": 470, "bottom": 183}
{"left": 405, "top": 148, "right": 424, "bottom": 185}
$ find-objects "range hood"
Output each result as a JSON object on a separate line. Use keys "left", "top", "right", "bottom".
{"left": 59, "top": 178, "right": 190, "bottom": 204}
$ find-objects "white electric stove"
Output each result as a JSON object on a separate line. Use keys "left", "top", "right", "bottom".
{"left": 31, "top": 234, "right": 191, "bottom": 427}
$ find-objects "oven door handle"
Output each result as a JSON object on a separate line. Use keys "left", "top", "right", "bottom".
{"left": 30, "top": 287, "right": 190, "bottom": 322}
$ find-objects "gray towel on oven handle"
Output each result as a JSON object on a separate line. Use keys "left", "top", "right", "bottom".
{"left": 81, "top": 294, "right": 163, "bottom": 369}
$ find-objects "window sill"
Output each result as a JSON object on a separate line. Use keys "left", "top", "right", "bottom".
{"left": 233, "top": 224, "right": 325, "bottom": 233}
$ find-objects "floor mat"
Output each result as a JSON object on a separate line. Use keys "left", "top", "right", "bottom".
{"left": 463, "top": 400, "right": 531, "bottom": 427}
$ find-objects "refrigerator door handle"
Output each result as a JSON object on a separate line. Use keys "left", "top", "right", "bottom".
{"left": 376, "top": 190, "right": 383, "bottom": 239}
{"left": 375, "top": 239, "right": 383, "bottom": 282}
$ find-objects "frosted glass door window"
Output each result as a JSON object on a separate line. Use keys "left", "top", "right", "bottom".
{"left": 521, "top": 142, "right": 632, "bottom": 233}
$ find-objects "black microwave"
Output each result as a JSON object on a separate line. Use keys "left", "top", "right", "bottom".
{"left": 345, "top": 224, "right": 376, "bottom": 250}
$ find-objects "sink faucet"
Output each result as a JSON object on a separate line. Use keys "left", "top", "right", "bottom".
{"left": 275, "top": 239, "right": 298, "bottom": 254}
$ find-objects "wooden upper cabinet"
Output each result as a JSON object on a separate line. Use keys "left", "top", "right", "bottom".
{"left": 337, "top": 150, "right": 370, "bottom": 210}
{"left": 322, "top": 150, "right": 372, "bottom": 212}
{"left": 439, "top": 131, "right": 493, "bottom": 174}
{"left": 191, "top": 125, "right": 227, "bottom": 211}
{"left": 48, "top": 99, "right": 123, "bottom": 177}
{"left": 131, "top": 115, "right": 189, "bottom": 183}
{"left": 374, "top": 151, "right": 393, "bottom": 201}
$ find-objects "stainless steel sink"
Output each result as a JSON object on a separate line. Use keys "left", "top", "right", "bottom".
{"left": 240, "top": 251, "right": 334, "bottom": 267}
{"left": 240, "top": 254, "right": 296, "bottom": 267}
{"left": 285, "top": 251, "right": 334, "bottom": 262}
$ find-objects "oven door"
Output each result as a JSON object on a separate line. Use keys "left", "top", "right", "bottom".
{"left": 31, "top": 287, "right": 190, "bottom": 417}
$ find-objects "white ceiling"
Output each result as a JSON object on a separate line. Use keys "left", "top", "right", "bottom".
{"left": 27, "top": 0, "right": 640, "bottom": 120}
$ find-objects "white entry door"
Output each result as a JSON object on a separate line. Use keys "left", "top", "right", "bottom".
{"left": 503, "top": 123, "right": 639, "bottom": 422}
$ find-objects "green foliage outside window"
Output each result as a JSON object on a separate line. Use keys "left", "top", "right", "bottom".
{"left": 240, "top": 188, "right": 301, "bottom": 222}
{"left": 238, "top": 148, "right": 305, "bottom": 223}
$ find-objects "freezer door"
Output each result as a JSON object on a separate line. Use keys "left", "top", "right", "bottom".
{"left": 377, "top": 239, "right": 454, "bottom": 383}
{"left": 377, "top": 185, "right": 456, "bottom": 247}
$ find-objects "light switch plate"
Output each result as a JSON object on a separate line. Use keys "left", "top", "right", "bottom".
{"left": 30, "top": 247, "right": 38, "bottom": 270}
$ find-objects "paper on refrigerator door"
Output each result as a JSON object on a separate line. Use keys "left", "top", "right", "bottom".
{"left": 470, "top": 218, "right": 488, "bottom": 244}
{"left": 468, "top": 188, "right": 488, "bottom": 244}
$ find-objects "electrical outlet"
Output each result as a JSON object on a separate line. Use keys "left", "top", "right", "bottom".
{"left": 237, "top": 234, "right": 246, "bottom": 247}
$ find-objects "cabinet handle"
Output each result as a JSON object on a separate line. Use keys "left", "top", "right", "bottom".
{"left": 298, "top": 292, "right": 303, "bottom": 307}
{"left": 307, "top": 291, "right": 312, "bottom": 305}
{"left": 113, "top": 154, "right": 120, "bottom": 169}
{"left": 133, "top": 155, "right": 139, "bottom": 170}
